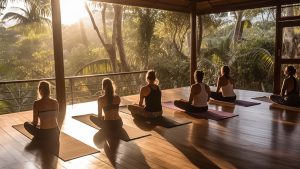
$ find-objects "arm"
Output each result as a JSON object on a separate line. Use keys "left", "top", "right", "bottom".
{"left": 98, "top": 98, "right": 103, "bottom": 118}
{"left": 188, "top": 85, "right": 195, "bottom": 104}
{"left": 206, "top": 85, "right": 211, "bottom": 101}
{"left": 216, "top": 77, "right": 221, "bottom": 93}
{"left": 32, "top": 101, "right": 38, "bottom": 126}
{"left": 138, "top": 87, "right": 145, "bottom": 106}
{"left": 280, "top": 79, "right": 287, "bottom": 97}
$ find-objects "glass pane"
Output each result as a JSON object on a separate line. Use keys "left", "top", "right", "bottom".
{"left": 282, "top": 26, "right": 300, "bottom": 59}
{"left": 281, "top": 3, "right": 300, "bottom": 17}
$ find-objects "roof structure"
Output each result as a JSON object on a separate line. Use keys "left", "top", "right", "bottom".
{"left": 93, "top": 0, "right": 297, "bottom": 14}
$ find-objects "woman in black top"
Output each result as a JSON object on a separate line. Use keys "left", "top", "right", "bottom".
{"left": 90, "top": 78, "right": 123, "bottom": 131}
{"left": 270, "top": 66, "right": 300, "bottom": 106}
{"left": 128, "top": 70, "right": 163, "bottom": 119}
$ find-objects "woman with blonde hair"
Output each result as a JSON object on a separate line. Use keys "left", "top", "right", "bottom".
{"left": 128, "top": 70, "right": 163, "bottom": 119}
{"left": 90, "top": 78, "right": 123, "bottom": 130}
{"left": 210, "top": 66, "right": 236, "bottom": 102}
{"left": 24, "top": 81, "right": 60, "bottom": 141}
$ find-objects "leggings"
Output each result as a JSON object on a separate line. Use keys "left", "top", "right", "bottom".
{"left": 24, "top": 122, "right": 60, "bottom": 141}
{"left": 128, "top": 104, "right": 162, "bottom": 119}
{"left": 90, "top": 115, "right": 123, "bottom": 130}
{"left": 270, "top": 94, "right": 300, "bottom": 107}
{"left": 174, "top": 100, "right": 208, "bottom": 113}
{"left": 210, "top": 92, "right": 236, "bottom": 103}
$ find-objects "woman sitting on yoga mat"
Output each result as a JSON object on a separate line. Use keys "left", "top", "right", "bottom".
{"left": 270, "top": 66, "right": 300, "bottom": 107}
{"left": 128, "top": 70, "right": 163, "bottom": 119}
{"left": 174, "top": 70, "right": 211, "bottom": 113}
{"left": 90, "top": 78, "right": 123, "bottom": 130}
{"left": 210, "top": 66, "right": 236, "bottom": 103}
{"left": 24, "top": 81, "right": 60, "bottom": 141}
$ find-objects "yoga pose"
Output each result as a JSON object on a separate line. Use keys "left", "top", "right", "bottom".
{"left": 270, "top": 66, "right": 300, "bottom": 106}
{"left": 24, "top": 81, "right": 60, "bottom": 140}
{"left": 90, "top": 78, "right": 123, "bottom": 130}
{"left": 210, "top": 66, "right": 236, "bottom": 102}
{"left": 174, "top": 70, "right": 211, "bottom": 113}
{"left": 128, "top": 70, "right": 163, "bottom": 119}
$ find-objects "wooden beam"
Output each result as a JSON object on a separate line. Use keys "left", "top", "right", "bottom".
{"left": 274, "top": 4, "right": 281, "bottom": 94}
{"left": 190, "top": 1, "right": 197, "bottom": 85}
{"left": 51, "top": 0, "right": 66, "bottom": 126}
{"left": 93, "top": 0, "right": 189, "bottom": 13}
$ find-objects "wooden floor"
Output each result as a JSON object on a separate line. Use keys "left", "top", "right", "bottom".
{"left": 1, "top": 87, "right": 300, "bottom": 169}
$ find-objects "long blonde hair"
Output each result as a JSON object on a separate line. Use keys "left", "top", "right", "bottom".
{"left": 38, "top": 81, "right": 50, "bottom": 99}
{"left": 102, "top": 78, "right": 115, "bottom": 105}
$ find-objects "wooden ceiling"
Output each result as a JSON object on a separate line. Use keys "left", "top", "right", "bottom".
{"left": 93, "top": 0, "right": 297, "bottom": 14}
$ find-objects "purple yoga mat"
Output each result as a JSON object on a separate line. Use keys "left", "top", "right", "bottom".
{"left": 162, "top": 101, "right": 238, "bottom": 120}
{"left": 235, "top": 100, "right": 261, "bottom": 107}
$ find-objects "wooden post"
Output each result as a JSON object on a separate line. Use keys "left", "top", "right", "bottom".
{"left": 51, "top": 0, "right": 66, "bottom": 125}
{"left": 274, "top": 4, "right": 281, "bottom": 94}
{"left": 190, "top": 2, "right": 197, "bottom": 85}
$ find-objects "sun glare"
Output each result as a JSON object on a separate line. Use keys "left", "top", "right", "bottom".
{"left": 60, "top": 0, "right": 87, "bottom": 25}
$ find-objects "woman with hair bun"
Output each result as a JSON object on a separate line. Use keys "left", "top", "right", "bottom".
{"left": 210, "top": 66, "right": 236, "bottom": 102}
{"left": 270, "top": 66, "right": 300, "bottom": 106}
{"left": 174, "top": 70, "right": 211, "bottom": 113}
{"left": 128, "top": 70, "right": 163, "bottom": 119}
{"left": 24, "top": 81, "right": 60, "bottom": 141}
{"left": 90, "top": 78, "right": 123, "bottom": 130}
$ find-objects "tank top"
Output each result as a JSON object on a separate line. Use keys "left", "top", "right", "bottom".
{"left": 192, "top": 83, "right": 208, "bottom": 107}
{"left": 145, "top": 85, "right": 162, "bottom": 112}
{"left": 221, "top": 80, "right": 235, "bottom": 97}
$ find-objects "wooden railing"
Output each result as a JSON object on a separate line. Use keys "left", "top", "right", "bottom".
{"left": 0, "top": 70, "right": 148, "bottom": 114}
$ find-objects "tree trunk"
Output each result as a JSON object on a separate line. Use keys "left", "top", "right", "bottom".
{"left": 233, "top": 10, "right": 244, "bottom": 47}
{"left": 114, "top": 5, "right": 130, "bottom": 72}
{"left": 79, "top": 20, "right": 88, "bottom": 47}
{"left": 85, "top": 2, "right": 117, "bottom": 72}
{"left": 101, "top": 3, "right": 108, "bottom": 41}
{"left": 197, "top": 15, "right": 203, "bottom": 58}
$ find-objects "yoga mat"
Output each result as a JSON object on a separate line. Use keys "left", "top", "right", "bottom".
{"left": 251, "top": 96, "right": 273, "bottom": 103}
{"left": 120, "top": 106, "right": 191, "bottom": 128}
{"left": 270, "top": 103, "right": 300, "bottom": 112}
{"left": 162, "top": 101, "right": 238, "bottom": 120}
{"left": 209, "top": 99, "right": 260, "bottom": 107}
{"left": 235, "top": 100, "right": 261, "bottom": 107}
{"left": 188, "top": 109, "right": 238, "bottom": 121}
{"left": 72, "top": 114, "right": 151, "bottom": 141}
{"left": 12, "top": 124, "right": 99, "bottom": 161}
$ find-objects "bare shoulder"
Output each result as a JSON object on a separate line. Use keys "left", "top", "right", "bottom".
{"left": 114, "top": 95, "right": 121, "bottom": 104}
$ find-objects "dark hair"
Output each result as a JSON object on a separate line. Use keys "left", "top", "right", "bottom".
{"left": 38, "top": 81, "right": 50, "bottom": 98}
{"left": 286, "top": 66, "right": 296, "bottom": 76}
{"left": 194, "top": 70, "right": 204, "bottom": 83}
{"left": 102, "top": 78, "right": 115, "bottom": 105}
{"left": 146, "top": 70, "right": 158, "bottom": 84}
{"left": 222, "top": 66, "right": 230, "bottom": 79}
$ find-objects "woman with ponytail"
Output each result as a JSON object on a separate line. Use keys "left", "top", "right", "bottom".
{"left": 210, "top": 66, "right": 236, "bottom": 102}
{"left": 270, "top": 66, "right": 300, "bottom": 106}
{"left": 128, "top": 70, "right": 163, "bottom": 119}
{"left": 24, "top": 81, "right": 60, "bottom": 141}
{"left": 90, "top": 78, "right": 123, "bottom": 130}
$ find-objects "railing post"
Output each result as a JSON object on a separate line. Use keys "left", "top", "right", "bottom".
{"left": 70, "top": 78, "right": 74, "bottom": 106}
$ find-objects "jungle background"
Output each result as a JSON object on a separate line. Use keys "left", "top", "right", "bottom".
{"left": 0, "top": 0, "right": 299, "bottom": 113}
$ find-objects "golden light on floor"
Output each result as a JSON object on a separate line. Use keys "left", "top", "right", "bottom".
{"left": 60, "top": 0, "right": 87, "bottom": 25}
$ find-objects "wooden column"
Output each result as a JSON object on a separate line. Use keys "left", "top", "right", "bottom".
{"left": 190, "top": 2, "right": 197, "bottom": 85}
{"left": 274, "top": 4, "right": 281, "bottom": 94}
{"left": 51, "top": 0, "right": 66, "bottom": 125}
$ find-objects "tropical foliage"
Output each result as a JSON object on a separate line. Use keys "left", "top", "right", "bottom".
{"left": 0, "top": 0, "right": 285, "bottom": 113}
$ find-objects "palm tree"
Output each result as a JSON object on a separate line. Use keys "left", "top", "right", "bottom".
{"left": 1, "top": 0, "right": 51, "bottom": 27}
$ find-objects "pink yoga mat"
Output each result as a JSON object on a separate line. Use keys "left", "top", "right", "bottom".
{"left": 162, "top": 101, "right": 238, "bottom": 120}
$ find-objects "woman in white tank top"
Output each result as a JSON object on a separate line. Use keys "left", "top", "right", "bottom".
{"left": 210, "top": 66, "right": 236, "bottom": 102}
{"left": 174, "top": 70, "right": 211, "bottom": 113}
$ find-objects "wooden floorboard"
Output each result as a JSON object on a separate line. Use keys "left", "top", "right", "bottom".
{"left": 1, "top": 87, "right": 300, "bottom": 168}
